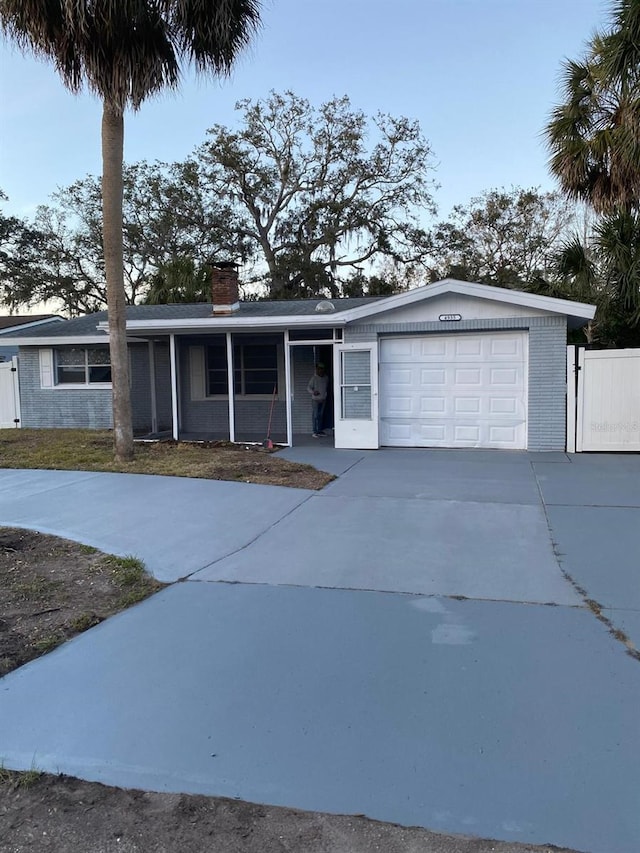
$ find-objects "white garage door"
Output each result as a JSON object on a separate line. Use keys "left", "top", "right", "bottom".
{"left": 380, "top": 332, "right": 528, "bottom": 449}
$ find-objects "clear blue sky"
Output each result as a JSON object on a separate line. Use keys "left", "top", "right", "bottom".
{"left": 0, "top": 0, "right": 608, "bottom": 221}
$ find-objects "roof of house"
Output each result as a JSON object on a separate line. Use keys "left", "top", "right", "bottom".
{"left": 2, "top": 282, "right": 597, "bottom": 344}
{"left": 0, "top": 297, "right": 383, "bottom": 341}
{"left": 0, "top": 314, "right": 63, "bottom": 333}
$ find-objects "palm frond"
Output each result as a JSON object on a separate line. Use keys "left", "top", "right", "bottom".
{"left": 0, "top": 1, "right": 263, "bottom": 111}
{"left": 544, "top": 0, "right": 640, "bottom": 214}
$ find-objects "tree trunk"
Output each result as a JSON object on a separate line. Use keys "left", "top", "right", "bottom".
{"left": 102, "top": 102, "right": 134, "bottom": 462}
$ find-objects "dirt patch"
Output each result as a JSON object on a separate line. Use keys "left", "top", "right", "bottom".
{"left": 0, "top": 772, "right": 581, "bottom": 853}
{"left": 0, "top": 528, "right": 164, "bottom": 677}
{"left": 0, "top": 528, "right": 581, "bottom": 853}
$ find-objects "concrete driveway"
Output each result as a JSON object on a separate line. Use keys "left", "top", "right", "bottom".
{"left": 0, "top": 450, "right": 638, "bottom": 853}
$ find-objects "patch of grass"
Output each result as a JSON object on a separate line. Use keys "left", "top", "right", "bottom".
{"left": 14, "top": 576, "right": 62, "bottom": 601}
{"left": 0, "top": 429, "right": 333, "bottom": 489}
{"left": 16, "top": 767, "right": 43, "bottom": 788}
{"left": 101, "top": 554, "right": 163, "bottom": 608}
{"left": 78, "top": 544, "right": 98, "bottom": 555}
{"left": 0, "top": 762, "right": 43, "bottom": 789}
{"left": 104, "top": 555, "right": 146, "bottom": 587}
{"left": 69, "top": 612, "right": 102, "bottom": 632}
{"left": 32, "top": 634, "right": 63, "bottom": 654}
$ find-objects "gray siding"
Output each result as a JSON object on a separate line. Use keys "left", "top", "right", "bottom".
{"left": 345, "top": 315, "right": 568, "bottom": 451}
{"left": 18, "top": 347, "right": 113, "bottom": 429}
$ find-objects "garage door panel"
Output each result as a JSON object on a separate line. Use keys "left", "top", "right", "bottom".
{"left": 454, "top": 338, "right": 483, "bottom": 357}
{"left": 420, "top": 368, "right": 447, "bottom": 386}
{"left": 454, "top": 368, "right": 482, "bottom": 385}
{"left": 420, "top": 397, "right": 446, "bottom": 413}
{"left": 387, "top": 367, "right": 413, "bottom": 386}
{"left": 455, "top": 397, "right": 481, "bottom": 414}
{"left": 419, "top": 338, "right": 448, "bottom": 358}
{"left": 380, "top": 333, "right": 528, "bottom": 449}
{"left": 419, "top": 424, "right": 447, "bottom": 441}
{"left": 454, "top": 424, "right": 481, "bottom": 442}
{"left": 489, "top": 397, "right": 518, "bottom": 414}
{"left": 490, "top": 367, "right": 521, "bottom": 386}
{"left": 489, "top": 425, "right": 521, "bottom": 444}
{"left": 490, "top": 337, "right": 522, "bottom": 357}
{"left": 385, "top": 395, "right": 413, "bottom": 417}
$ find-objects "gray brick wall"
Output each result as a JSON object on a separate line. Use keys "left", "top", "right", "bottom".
{"left": 527, "top": 320, "right": 568, "bottom": 451}
{"left": 18, "top": 344, "right": 170, "bottom": 435}
{"left": 18, "top": 347, "right": 113, "bottom": 429}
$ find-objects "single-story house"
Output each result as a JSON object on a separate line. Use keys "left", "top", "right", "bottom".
{"left": 5, "top": 266, "right": 595, "bottom": 450}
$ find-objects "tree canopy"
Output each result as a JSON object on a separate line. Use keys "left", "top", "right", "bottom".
{"left": 0, "top": 0, "right": 263, "bottom": 461}
{"left": 197, "top": 91, "right": 437, "bottom": 298}
{"left": 425, "top": 188, "right": 577, "bottom": 289}
{"left": 0, "top": 162, "right": 246, "bottom": 316}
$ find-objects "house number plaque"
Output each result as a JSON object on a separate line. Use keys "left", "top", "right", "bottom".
{"left": 439, "top": 314, "right": 462, "bottom": 321}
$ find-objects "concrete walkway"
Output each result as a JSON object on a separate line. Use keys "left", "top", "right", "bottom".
{"left": 0, "top": 450, "right": 639, "bottom": 853}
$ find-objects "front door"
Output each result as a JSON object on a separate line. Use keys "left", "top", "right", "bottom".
{"left": 333, "top": 343, "right": 379, "bottom": 449}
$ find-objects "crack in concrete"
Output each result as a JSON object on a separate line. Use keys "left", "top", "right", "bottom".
{"left": 531, "top": 461, "right": 640, "bottom": 663}
{"left": 185, "top": 576, "right": 586, "bottom": 609}
{"left": 180, "top": 491, "right": 317, "bottom": 582}
{"left": 179, "top": 455, "right": 371, "bottom": 582}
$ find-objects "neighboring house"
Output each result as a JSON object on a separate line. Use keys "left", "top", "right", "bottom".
{"left": 4, "top": 266, "right": 595, "bottom": 450}
{"left": 0, "top": 314, "right": 63, "bottom": 362}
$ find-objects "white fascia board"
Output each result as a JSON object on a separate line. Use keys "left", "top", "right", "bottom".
{"left": 337, "top": 278, "right": 597, "bottom": 323}
{"left": 9, "top": 334, "right": 111, "bottom": 346}
{"left": 99, "top": 315, "right": 348, "bottom": 334}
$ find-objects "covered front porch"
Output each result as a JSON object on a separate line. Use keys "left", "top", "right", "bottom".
{"left": 136, "top": 328, "right": 338, "bottom": 447}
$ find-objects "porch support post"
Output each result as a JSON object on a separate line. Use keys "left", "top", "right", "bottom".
{"left": 284, "top": 330, "right": 292, "bottom": 446}
{"left": 169, "top": 333, "right": 179, "bottom": 440}
{"left": 148, "top": 340, "right": 158, "bottom": 434}
{"left": 226, "top": 331, "right": 235, "bottom": 442}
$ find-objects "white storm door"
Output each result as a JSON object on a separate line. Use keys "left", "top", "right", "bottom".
{"left": 333, "top": 343, "right": 379, "bottom": 449}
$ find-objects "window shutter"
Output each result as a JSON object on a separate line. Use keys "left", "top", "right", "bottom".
{"left": 190, "top": 346, "right": 206, "bottom": 400}
{"left": 39, "top": 349, "right": 54, "bottom": 388}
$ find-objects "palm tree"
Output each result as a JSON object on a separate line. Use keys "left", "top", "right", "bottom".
{"left": 595, "top": 209, "right": 640, "bottom": 322}
{"left": 545, "top": 0, "right": 640, "bottom": 215}
{"left": 545, "top": 0, "right": 640, "bottom": 336}
{"left": 0, "top": 1, "right": 262, "bottom": 461}
{"left": 144, "top": 257, "right": 212, "bottom": 304}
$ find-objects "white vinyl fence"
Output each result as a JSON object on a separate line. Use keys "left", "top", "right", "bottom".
{"left": 567, "top": 347, "right": 640, "bottom": 452}
{"left": 0, "top": 356, "right": 21, "bottom": 429}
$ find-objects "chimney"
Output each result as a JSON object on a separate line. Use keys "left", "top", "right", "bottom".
{"left": 211, "top": 261, "right": 240, "bottom": 315}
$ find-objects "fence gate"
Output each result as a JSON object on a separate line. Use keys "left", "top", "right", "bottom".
{"left": 0, "top": 356, "right": 21, "bottom": 429}
{"left": 568, "top": 347, "right": 640, "bottom": 452}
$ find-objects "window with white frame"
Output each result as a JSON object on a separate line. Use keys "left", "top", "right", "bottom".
{"left": 55, "top": 347, "right": 112, "bottom": 385}
{"left": 206, "top": 343, "right": 278, "bottom": 397}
